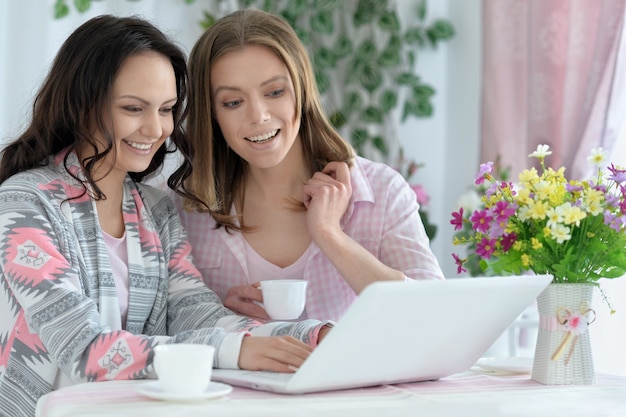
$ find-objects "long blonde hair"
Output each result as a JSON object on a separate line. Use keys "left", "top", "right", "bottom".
{"left": 185, "top": 9, "right": 354, "bottom": 229}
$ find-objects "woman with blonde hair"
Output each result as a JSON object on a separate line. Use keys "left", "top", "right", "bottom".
{"left": 176, "top": 9, "right": 444, "bottom": 322}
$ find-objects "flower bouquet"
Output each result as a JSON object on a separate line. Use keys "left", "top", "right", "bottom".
{"left": 450, "top": 144, "right": 626, "bottom": 284}
{"left": 450, "top": 144, "right": 626, "bottom": 385}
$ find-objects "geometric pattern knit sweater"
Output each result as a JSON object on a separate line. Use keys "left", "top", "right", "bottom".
{"left": 0, "top": 150, "right": 326, "bottom": 417}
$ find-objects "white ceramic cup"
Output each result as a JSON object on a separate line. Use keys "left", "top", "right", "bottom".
{"left": 153, "top": 344, "right": 214, "bottom": 395}
{"left": 259, "top": 279, "right": 308, "bottom": 320}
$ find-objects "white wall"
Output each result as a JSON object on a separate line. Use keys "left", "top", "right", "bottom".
{"left": 0, "top": 0, "right": 479, "bottom": 277}
{"left": 396, "top": 0, "right": 482, "bottom": 277}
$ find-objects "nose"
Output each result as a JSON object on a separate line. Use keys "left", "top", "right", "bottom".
{"left": 141, "top": 110, "right": 164, "bottom": 139}
{"left": 247, "top": 97, "right": 270, "bottom": 124}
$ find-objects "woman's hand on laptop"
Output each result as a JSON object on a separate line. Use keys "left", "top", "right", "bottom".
{"left": 238, "top": 335, "right": 313, "bottom": 372}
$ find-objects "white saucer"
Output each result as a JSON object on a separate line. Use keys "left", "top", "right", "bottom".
{"left": 475, "top": 357, "right": 533, "bottom": 374}
{"left": 136, "top": 381, "right": 233, "bottom": 402}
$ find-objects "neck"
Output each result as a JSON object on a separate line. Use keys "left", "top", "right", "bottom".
{"left": 245, "top": 140, "right": 310, "bottom": 202}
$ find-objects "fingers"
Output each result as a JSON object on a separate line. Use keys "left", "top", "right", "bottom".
{"left": 223, "top": 285, "right": 270, "bottom": 320}
{"left": 322, "top": 161, "right": 351, "bottom": 185}
{"left": 239, "top": 336, "right": 314, "bottom": 372}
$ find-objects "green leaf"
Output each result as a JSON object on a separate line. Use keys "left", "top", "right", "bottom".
{"left": 343, "top": 91, "right": 363, "bottom": 115}
{"left": 412, "top": 84, "right": 436, "bottom": 99}
{"left": 414, "top": 97, "right": 433, "bottom": 116}
{"left": 351, "top": 128, "right": 369, "bottom": 154}
{"left": 378, "top": 47, "right": 401, "bottom": 68}
{"left": 380, "top": 90, "right": 397, "bottom": 112}
{"left": 407, "top": 50, "right": 416, "bottom": 68}
{"left": 333, "top": 36, "right": 353, "bottom": 59}
{"left": 74, "top": 0, "right": 91, "bottom": 13}
{"left": 284, "top": 0, "right": 308, "bottom": 17}
{"left": 354, "top": 40, "right": 378, "bottom": 62}
{"left": 314, "top": 47, "right": 337, "bottom": 70}
{"left": 372, "top": 135, "right": 388, "bottom": 155}
{"left": 315, "top": 70, "right": 331, "bottom": 94}
{"left": 200, "top": 12, "right": 216, "bottom": 29}
{"left": 359, "top": 61, "right": 383, "bottom": 93}
{"left": 417, "top": 0, "right": 427, "bottom": 21}
{"left": 261, "top": 0, "right": 275, "bottom": 13}
{"left": 405, "top": 28, "right": 425, "bottom": 47}
{"left": 386, "top": 34, "right": 402, "bottom": 52}
{"left": 314, "top": 0, "right": 341, "bottom": 12}
{"left": 361, "top": 106, "right": 384, "bottom": 123}
{"left": 396, "top": 72, "right": 420, "bottom": 86}
{"left": 329, "top": 111, "right": 347, "bottom": 129}
{"left": 353, "top": 0, "right": 387, "bottom": 27}
{"left": 54, "top": 0, "right": 69, "bottom": 18}
{"left": 184, "top": 0, "right": 196, "bottom": 4}
{"left": 402, "top": 99, "right": 432, "bottom": 120}
{"left": 426, "top": 20, "right": 455, "bottom": 47}
{"left": 311, "top": 11, "right": 334, "bottom": 34}
{"left": 294, "top": 27, "right": 311, "bottom": 46}
{"left": 378, "top": 10, "right": 400, "bottom": 32}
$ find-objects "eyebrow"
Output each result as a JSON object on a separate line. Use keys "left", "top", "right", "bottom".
{"left": 115, "top": 95, "right": 178, "bottom": 105}
{"left": 213, "top": 75, "right": 289, "bottom": 96}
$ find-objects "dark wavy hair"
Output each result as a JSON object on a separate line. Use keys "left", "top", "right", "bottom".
{"left": 0, "top": 14, "right": 200, "bottom": 204}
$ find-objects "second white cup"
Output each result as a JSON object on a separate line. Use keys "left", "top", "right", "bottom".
{"left": 153, "top": 344, "right": 214, "bottom": 395}
{"left": 259, "top": 279, "right": 308, "bottom": 320}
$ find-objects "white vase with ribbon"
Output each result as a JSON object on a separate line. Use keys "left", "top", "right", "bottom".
{"left": 531, "top": 283, "right": 596, "bottom": 384}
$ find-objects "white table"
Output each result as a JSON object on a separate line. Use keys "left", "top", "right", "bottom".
{"left": 36, "top": 369, "right": 626, "bottom": 417}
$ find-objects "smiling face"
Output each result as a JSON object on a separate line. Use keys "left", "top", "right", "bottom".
{"left": 210, "top": 45, "right": 301, "bottom": 170}
{"left": 93, "top": 51, "right": 177, "bottom": 180}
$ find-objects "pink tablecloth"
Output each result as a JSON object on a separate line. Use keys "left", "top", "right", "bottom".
{"left": 36, "top": 370, "right": 626, "bottom": 417}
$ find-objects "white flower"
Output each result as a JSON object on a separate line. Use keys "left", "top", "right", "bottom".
{"left": 529, "top": 144, "right": 552, "bottom": 159}
{"left": 456, "top": 189, "right": 482, "bottom": 213}
{"left": 587, "top": 147, "right": 608, "bottom": 168}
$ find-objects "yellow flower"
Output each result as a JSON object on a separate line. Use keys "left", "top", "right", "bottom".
{"left": 451, "top": 143, "right": 626, "bottom": 286}
{"left": 528, "top": 200, "right": 549, "bottom": 220}
{"left": 518, "top": 167, "right": 539, "bottom": 185}
{"left": 559, "top": 203, "right": 586, "bottom": 226}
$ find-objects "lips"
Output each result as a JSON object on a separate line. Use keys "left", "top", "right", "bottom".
{"left": 123, "top": 140, "right": 152, "bottom": 150}
{"left": 245, "top": 129, "right": 279, "bottom": 144}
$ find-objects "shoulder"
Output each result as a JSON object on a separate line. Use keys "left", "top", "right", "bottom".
{"left": 351, "top": 157, "right": 404, "bottom": 183}
{"left": 350, "top": 156, "right": 408, "bottom": 197}
{"left": 0, "top": 165, "right": 64, "bottom": 200}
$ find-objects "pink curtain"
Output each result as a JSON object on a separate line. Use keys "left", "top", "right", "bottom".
{"left": 481, "top": 0, "right": 626, "bottom": 179}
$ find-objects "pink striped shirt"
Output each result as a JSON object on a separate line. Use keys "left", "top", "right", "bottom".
{"left": 175, "top": 157, "right": 444, "bottom": 321}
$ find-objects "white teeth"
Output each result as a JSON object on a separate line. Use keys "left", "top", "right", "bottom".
{"left": 246, "top": 130, "right": 278, "bottom": 142}
{"left": 126, "top": 140, "right": 152, "bottom": 150}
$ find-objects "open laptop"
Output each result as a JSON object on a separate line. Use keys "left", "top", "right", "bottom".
{"left": 212, "top": 274, "right": 552, "bottom": 393}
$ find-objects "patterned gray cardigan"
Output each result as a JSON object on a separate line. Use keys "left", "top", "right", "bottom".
{"left": 0, "top": 151, "right": 326, "bottom": 417}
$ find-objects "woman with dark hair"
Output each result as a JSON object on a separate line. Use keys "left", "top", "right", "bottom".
{"left": 0, "top": 15, "right": 330, "bottom": 417}
{"left": 176, "top": 9, "right": 444, "bottom": 322}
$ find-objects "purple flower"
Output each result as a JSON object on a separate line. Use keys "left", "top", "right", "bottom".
{"left": 500, "top": 232, "right": 518, "bottom": 252}
{"left": 608, "top": 163, "right": 626, "bottom": 184}
{"left": 490, "top": 200, "right": 516, "bottom": 222}
{"left": 470, "top": 209, "right": 493, "bottom": 233}
{"left": 474, "top": 162, "right": 494, "bottom": 185}
{"left": 476, "top": 237, "right": 497, "bottom": 259}
{"left": 452, "top": 253, "right": 467, "bottom": 274}
{"left": 450, "top": 208, "right": 464, "bottom": 231}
